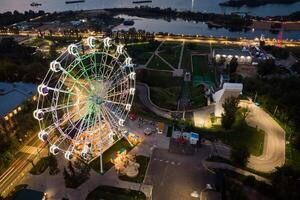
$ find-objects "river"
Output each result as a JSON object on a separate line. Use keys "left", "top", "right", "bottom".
{"left": 113, "top": 15, "right": 300, "bottom": 40}
{"left": 0, "top": 0, "right": 300, "bottom": 17}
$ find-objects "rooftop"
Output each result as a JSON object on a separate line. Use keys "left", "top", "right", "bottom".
{"left": 0, "top": 82, "right": 37, "bottom": 117}
{"left": 214, "top": 48, "right": 251, "bottom": 57}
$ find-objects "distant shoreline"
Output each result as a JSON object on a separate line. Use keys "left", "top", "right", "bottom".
{"left": 219, "top": 0, "right": 300, "bottom": 8}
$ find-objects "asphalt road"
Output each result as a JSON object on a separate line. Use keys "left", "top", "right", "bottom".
{"left": 0, "top": 136, "right": 46, "bottom": 197}
{"left": 144, "top": 148, "right": 215, "bottom": 200}
{"left": 241, "top": 101, "right": 286, "bottom": 172}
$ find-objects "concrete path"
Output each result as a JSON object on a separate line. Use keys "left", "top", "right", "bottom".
{"left": 178, "top": 41, "right": 185, "bottom": 69}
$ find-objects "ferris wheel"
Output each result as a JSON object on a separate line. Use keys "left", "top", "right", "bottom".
{"left": 33, "top": 37, "right": 136, "bottom": 172}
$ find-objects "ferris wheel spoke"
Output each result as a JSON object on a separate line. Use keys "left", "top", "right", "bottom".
{"left": 41, "top": 100, "right": 86, "bottom": 114}
{"left": 75, "top": 59, "right": 94, "bottom": 85}
{"left": 60, "top": 67, "right": 90, "bottom": 93}
{"left": 109, "top": 78, "right": 129, "bottom": 93}
{"left": 103, "top": 57, "right": 120, "bottom": 80}
{"left": 104, "top": 91, "right": 128, "bottom": 99}
{"left": 101, "top": 104, "right": 119, "bottom": 128}
{"left": 104, "top": 100, "right": 127, "bottom": 107}
{"left": 48, "top": 86, "right": 87, "bottom": 98}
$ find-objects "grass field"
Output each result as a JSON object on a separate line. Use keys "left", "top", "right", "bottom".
{"left": 126, "top": 41, "right": 160, "bottom": 65}
{"left": 159, "top": 46, "right": 181, "bottom": 68}
{"left": 201, "top": 121, "right": 265, "bottom": 156}
{"left": 29, "top": 156, "right": 49, "bottom": 175}
{"left": 137, "top": 69, "right": 183, "bottom": 110}
{"left": 192, "top": 55, "right": 209, "bottom": 75}
{"left": 192, "top": 55, "right": 214, "bottom": 87}
{"left": 89, "top": 138, "right": 133, "bottom": 174}
{"left": 137, "top": 70, "right": 183, "bottom": 88}
{"left": 150, "top": 86, "right": 181, "bottom": 110}
{"left": 159, "top": 41, "right": 181, "bottom": 49}
{"left": 147, "top": 55, "right": 173, "bottom": 70}
{"left": 189, "top": 86, "right": 207, "bottom": 108}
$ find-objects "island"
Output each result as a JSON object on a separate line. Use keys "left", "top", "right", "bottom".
{"left": 219, "top": 0, "right": 300, "bottom": 8}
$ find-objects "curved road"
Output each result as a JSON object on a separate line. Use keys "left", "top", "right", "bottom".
{"left": 136, "top": 84, "right": 286, "bottom": 172}
{"left": 241, "top": 101, "right": 285, "bottom": 172}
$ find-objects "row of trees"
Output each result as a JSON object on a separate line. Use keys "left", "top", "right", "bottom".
{"left": 64, "top": 160, "right": 90, "bottom": 188}
{"left": 0, "top": 38, "right": 49, "bottom": 82}
{"left": 0, "top": 10, "right": 45, "bottom": 26}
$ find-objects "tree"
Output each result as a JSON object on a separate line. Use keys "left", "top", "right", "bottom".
{"left": 271, "top": 166, "right": 300, "bottom": 200}
{"left": 63, "top": 160, "right": 90, "bottom": 188}
{"left": 230, "top": 146, "right": 250, "bottom": 167}
{"left": 221, "top": 96, "right": 239, "bottom": 129}
{"left": 257, "top": 59, "right": 276, "bottom": 76}
{"left": 229, "top": 57, "right": 238, "bottom": 73}
{"left": 240, "top": 107, "right": 250, "bottom": 122}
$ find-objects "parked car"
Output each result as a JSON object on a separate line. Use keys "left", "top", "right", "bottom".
{"left": 129, "top": 112, "right": 137, "bottom": 121}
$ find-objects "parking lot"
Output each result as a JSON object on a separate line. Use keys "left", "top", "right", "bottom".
{"left": 144, "top": 147, "right": 216, "bottom": 200}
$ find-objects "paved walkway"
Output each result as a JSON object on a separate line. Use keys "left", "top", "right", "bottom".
{"left": 20, "top": 119, "right": 171, "bottom": 200}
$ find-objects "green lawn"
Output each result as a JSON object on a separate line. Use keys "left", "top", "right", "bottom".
{"left": 192, "top": 55, "right": 209, "bottom": 76}
{"left": 147, "top": 55, "right": 173, "bottom": 70}
{"left": 159, "top": 41, "right": 181, "bottom": 49}
{"left": 30, "top": 156, "right": 49, "bottom": 175}
{"left": 159, "top": 46, "right": 181, "bottom": 68}
{"left": 150, "top": 87, "right": 181, "bottom": 110}
{"left": 189, "top": 86, "right": 207, "bottom": 108}
{"left": 286, "top": 143, "right": 300, "bottom": 171}
{"left": 119, "top": 155, "right": 150, "bottom": 183}
{"left": 86, "top": 185, "right": 146, "bottom": 200}
{"left": 136, "top": 52, "right": 153, "bottom": 64}
{"left": 131, "top": 96, "right": 174, "bottom": 125}
{"left": 126, "top": 41, "right": 160, "bottom": 65}
{"left": 181, "top": 46, "right": 192, "bottom": 71}
{"left": 137, "top": 69, "right": 183, "bottom": 88}
{"left": 203, "top": 123, "right": 265, "bottom": 156}
{"left": 89, "top": 138, "right": 133, "bottom": 174}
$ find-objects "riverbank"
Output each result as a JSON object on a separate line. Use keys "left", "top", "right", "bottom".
{"left": 104, "top": 7, "right": 300, "bottom": 31}
{"left": 250, "top": 20, "right": 300, "bottom": 31}
{"left": 219, "top": 0, "right": 300, "bottom": 8}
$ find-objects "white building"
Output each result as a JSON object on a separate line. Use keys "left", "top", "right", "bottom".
{"left": 213, "top": 49, "right": 252, "bottom": 64}
{"left": 212, "top": 83, "right": 243, "bottom": 117}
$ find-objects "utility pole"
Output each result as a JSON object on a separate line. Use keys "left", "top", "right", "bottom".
{"left": 254, "top": 91, "right": 257, "bottom": 102}
{"left": 273, "top": 105, "right": 278, "bottom": 116}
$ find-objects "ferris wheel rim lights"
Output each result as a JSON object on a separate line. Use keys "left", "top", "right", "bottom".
{"left": 34, "top": 37, "right": 136, "bottom": 163}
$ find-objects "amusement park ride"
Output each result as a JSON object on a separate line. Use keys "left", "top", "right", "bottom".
{"left": 33, "top": 37, "right": 136, "bottom": 173}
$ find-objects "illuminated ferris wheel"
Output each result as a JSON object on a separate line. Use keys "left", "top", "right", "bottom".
{"left": 33, "top": 37, "right": 136, "bottom": 172}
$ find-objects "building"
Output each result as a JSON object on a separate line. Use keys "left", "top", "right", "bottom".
{"left": 213, "top": 48, "right": 252, "bottom": 64}
{"left": 213, "top": 83, "right": 243, "bottom": 117}
{"left": 0, "top": 82, "right": 37, "bottom": 121}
